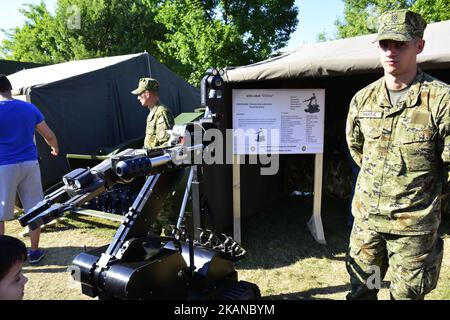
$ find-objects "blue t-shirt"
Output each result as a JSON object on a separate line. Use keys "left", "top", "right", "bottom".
{"left": 0, "top": 99, "right": 45, "bottom": 165}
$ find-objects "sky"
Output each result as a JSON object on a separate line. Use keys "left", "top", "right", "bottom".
{"left": 0, "top": 0, "right": 345, "bottom": 51}
{"left": 286, "top": 0, "right": 345, "bottom": 51}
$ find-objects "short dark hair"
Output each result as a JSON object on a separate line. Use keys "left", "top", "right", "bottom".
{"left": 0, "top": 74, "right": 12, "bottom": 92}
{"left": 0, "top": 235, "right": 27, "bottom": 281}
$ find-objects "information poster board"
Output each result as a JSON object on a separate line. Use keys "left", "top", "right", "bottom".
{"left": 232, "top": 89, "right": 325, "bottom": 155}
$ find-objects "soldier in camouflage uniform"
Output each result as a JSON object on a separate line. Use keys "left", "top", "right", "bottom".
{"left": 131, "top": 78, "right": 175, "bottom": 148}
{"left": 345, "top": 10, "right": 449, "bottom": 300}
{"left": 131, "top": 77, "right": 177, "bottom": 235}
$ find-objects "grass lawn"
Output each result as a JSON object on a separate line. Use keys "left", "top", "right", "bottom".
{"left": 5, "top": 195, "right": 450, "bottom": 300}
{"left": 238, "top": 196, "right": 450, "bottom": 300}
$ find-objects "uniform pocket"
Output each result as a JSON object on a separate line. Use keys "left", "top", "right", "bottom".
{"left": 420, "top": 237, "right": 444, "bottom": 296}
{"left": 359, "top": 118, "right": 382, "bottom": 140}
{"left": 398, "top": 131, "right": 436, "bottom": 172}
{"left": 395, "top": 111, "right": 437, "bottom": 172}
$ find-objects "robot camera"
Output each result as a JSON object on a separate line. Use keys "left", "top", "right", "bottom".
{"left": 62, "top": 168, "right": 93, "bottom": 189}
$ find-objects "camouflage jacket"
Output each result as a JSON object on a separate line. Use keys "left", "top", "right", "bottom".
{"left": 144, "top": 103, "right": 175, "bottom": 149}
{"left": 346, "top": 69, "right": 450, "bottom": 235}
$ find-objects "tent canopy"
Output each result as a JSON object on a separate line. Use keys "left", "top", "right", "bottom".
{"left": 224, "top": 20, "right": 450, "bottom": 82}
{"left": 0, "top": 60, "right": 44, "bottom": 75}
{"left": 9, "top": 54, "right": 141, "bottom": 90}
{"left": 8, "top": 52, "right": 200, "bottom": 187}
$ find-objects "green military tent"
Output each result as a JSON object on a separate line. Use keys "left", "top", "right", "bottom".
{"left": 8, "top": 52, "right": 200, "bottom": 188}
{"left": 0, "top": 60, "right": 44, "bottom": 75}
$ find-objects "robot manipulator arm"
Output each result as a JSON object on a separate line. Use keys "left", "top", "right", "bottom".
{"left": 18, "top": 142, "right": 203, "bottom": 232}
{"left": 19, "top": 166, "right": 109, "bottom": 231}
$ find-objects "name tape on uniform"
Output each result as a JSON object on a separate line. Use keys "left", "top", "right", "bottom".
{"left": 358, "top": 111, "right": 383, "bottom": 119}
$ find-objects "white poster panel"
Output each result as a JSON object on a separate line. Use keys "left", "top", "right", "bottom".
{"left": 232, "top": 89, "right": 325, "bottom": 155}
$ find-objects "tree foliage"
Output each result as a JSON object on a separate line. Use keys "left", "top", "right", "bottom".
{"left": 217, "top": 0, "right": 298, "bottom": 62}
{"left": 1, "top": 0, "right": 298, "bottom": 86}
{"left": 319, "top": 0, "right": 450, "bottom": 40}
{"left": 1, "top": 0, "right": 165, "bottom": 64}
{"left": 1, "top": 3, "right": 58, "bottom": 64}
{"left": 152, "top": 0, "right": 245, "bottom": 84}
{"left": 411, "top": 0, "right": 450, "bottom": 23}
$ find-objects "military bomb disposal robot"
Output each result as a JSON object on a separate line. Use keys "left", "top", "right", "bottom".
{"left": 19, "top": 69, "right": 260, "bottom": 300}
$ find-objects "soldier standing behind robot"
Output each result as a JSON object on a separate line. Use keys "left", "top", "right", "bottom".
{"left": 131, "top": 78, "right": 175, "bottom": 148}
{"left": 345, "top": 10, "right": 449, "bottom": 299}
{"left": 131, "top": 78, "right": 176, "bottom": 235}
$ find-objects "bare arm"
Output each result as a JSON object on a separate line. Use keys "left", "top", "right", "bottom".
{"left": 35, "top": 121, "right": 59, "bottom": 156}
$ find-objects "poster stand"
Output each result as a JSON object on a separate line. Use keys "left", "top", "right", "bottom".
{"left": 231, "top": 89, "right": 327, "bottom": 245}
{"left": 232, "top": 153, "right": 326, "bottom": 245}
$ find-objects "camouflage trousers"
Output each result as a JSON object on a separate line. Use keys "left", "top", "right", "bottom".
{"left": 150, "top": 192, "right": 179, "bottom": 236}
{"left": 346, "top": 220, "right": 444, "bottom": 300}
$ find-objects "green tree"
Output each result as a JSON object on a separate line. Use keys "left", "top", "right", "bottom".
{"left": 328, "top": 0, "right": 450, "bottom": 39}
{"left": 153, "top": 0, "right": 245, "bottom": 84}
{"left": 217, "top": 0, "right": 298, "bottom": 63}
{"left": 1, "top": 0, "right": 298, "bottom": 86}
{"left": 1, "top": 3, "right": 59, "bottom": 64}
{"left": 411, "top": 0, "right": 450, "bottom": 23}
{"left": 1, "top": 0, "right": 166, "bottom": 64}
{"left": 154, "top": 0, "right": 298, "bottom": 84}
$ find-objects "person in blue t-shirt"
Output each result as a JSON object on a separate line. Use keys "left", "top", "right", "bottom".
{"left": 0, "top": 74, "right": 59, "bottom": 265}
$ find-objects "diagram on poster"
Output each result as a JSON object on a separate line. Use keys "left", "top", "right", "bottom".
{"left": 232, "top": 89, "right": 325, "bottom": 155}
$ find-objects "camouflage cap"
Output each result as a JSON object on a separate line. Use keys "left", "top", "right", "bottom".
{"left": 375, "top": 9, "right": 427, "bottom": 42}
{"left": 131, "top": 77, "right": 160, "bottom": 95}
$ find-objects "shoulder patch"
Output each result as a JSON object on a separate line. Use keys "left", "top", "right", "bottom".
{"left": 410, "top": 111, "right": 429, "bottom": 125}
